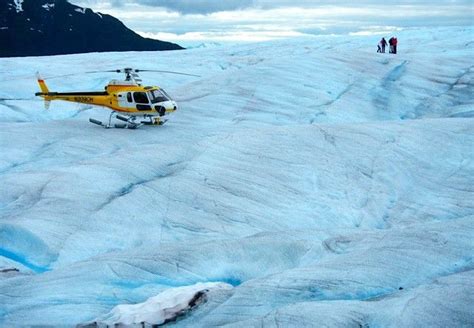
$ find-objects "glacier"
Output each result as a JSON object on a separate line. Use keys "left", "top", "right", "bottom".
{"left": 0, "top": 26, "right": 473, "bottom": 326}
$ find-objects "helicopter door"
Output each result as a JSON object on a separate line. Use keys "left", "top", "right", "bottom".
{"left": 133, "top": 92, "right": 151, "bottom": 111}
{"left": 117, "top": 92, "right": 135, "bottom": 109}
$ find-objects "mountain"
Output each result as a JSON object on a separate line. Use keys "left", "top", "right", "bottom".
{"left": 0, "top": 0, "right": 183, "bottom": 57}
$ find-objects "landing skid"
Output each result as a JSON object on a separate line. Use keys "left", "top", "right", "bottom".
{"left": 89, "top": 112, "right": 167, "bottom": 129}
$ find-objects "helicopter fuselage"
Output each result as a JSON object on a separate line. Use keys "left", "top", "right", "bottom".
{"left": 35, "top": 79, "right": 177, "bottom": 116}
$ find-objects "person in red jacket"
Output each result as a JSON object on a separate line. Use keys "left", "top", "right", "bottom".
{"left": 393, "top": 37, "right": 398, "bottom": 54}
{"left": 388, "top": 37, "right": 394, "bottom": 53}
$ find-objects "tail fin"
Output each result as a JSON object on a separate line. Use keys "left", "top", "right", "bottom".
{"left": 35, "top": 72, "right": 51, "bottom": 109}
{"left": 36, "top": 72, "right": 49, "bottom": 94}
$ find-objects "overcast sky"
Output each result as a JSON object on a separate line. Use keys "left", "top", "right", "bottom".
{"left": 70, "top": 1, "right": 474, "bottom": 44}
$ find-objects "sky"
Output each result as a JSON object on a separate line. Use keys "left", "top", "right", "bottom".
{"left": 70, "top": 1, "right": 474, "bottom": 45}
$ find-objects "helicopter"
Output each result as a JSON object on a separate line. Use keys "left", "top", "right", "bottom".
{"left": 35, "top": 68, "right": 199, "bottom": 129}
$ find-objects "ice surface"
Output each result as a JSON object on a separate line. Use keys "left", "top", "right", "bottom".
{"left": 0, "top": 26, "right": 473, "bottom": 326}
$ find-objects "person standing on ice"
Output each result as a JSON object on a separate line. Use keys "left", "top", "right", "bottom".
{"left": 392, "top": 37, "right": 398, "bottom": 54}
{"left": 388, "top": 37, "right": 394, "bottom": 53}
{"left": 380, "top": 37, "right": 387, "bottom": 53}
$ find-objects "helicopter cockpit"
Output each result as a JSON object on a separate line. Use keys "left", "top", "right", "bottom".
{"left": 118, "top": 88, "right": 177, "bottom": 115}
{"left": 148, "top": 89, "right": 172, "bottom": 103}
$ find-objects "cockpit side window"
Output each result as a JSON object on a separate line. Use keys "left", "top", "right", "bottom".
{"left": 133, "top": 92, "right": 149, "bottom": 104}
{"left": 127, "top": 92, "right": 132, "bottom": 102}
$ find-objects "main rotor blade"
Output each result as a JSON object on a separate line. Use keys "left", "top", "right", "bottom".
{"left": 85, "top": 70, "right": 120, "bottom": 73}
{"left": 40, "top": 68, "right": 200, "bottom": 80}
{"left": 0, "top": 97, "right": 34, "bottom": 101}
{"left": 136, "top": 69, "right": 200, "bottom": 77}
{"left": 42, "top": 70, "right": 116, "bottom": 80}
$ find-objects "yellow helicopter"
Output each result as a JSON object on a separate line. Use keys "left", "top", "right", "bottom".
{"left": 35, "top": 68, "right": 199, "bottom": 129}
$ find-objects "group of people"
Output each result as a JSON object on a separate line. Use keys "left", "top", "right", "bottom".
{"left": 377, "top": 37, "right": 398, "bottom": 54}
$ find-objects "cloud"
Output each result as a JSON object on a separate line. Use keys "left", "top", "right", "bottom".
{"left": 74, "top": 0, "right": 255, "bottom": 14}
{"left": 69, "top": 0, "right": 474, "bottom": 44}
{"left": 147, "top": 0, "right": 256, "bottom": 14}
{"left": 138, "top": 30, "right": 307, "bottom": 43}
{"left": 73, "top": 0, "right": 474, "bottom": 15}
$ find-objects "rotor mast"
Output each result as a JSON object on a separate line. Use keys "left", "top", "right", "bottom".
{"left": 120, "top": 68, "right": 143, "bottom": 86}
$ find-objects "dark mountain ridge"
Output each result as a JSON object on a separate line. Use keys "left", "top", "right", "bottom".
{"left": 0, "top": 0, "right": 183, "bottom": 57}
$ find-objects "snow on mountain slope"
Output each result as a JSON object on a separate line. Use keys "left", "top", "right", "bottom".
{"left": 0, "top": 26, "right": 473, "bottom": 326}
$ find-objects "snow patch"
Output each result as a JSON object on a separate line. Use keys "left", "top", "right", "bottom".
{"left": 13, "top": 0, "right": 23, "bottom": 13}
{"left": 93, "top": 282, "right": 233, "bottom": 326}
{"left": 41, "top": 3, "right": 55, "bottom": 11}
{"left": 74, "top": 8, "right": 86, "bottom": 14}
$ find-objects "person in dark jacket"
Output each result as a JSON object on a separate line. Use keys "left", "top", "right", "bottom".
{"left": 380, "top": 37, "right": 387, "bottom": 53}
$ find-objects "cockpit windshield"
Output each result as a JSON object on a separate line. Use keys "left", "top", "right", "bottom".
{"left": 149, "top": 89, "right": 170, "bottom": 104}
